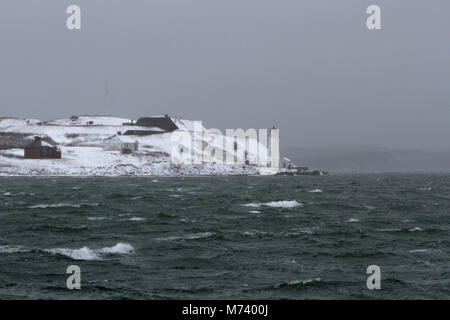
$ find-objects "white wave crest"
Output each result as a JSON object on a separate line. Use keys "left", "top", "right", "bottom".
{"left": 243, "top": 203, "right": 261, "bottom": 208}
{"left": 28, "top": 203, "right": 98, "bottom": 209}
{"left": 283, "top": 278, "right": 322, "bottom": 286}
{"left": 0, "top": 245, "right": 29, "bottom": 254}
{"left": 243, "top": 200, "right": 302, "bottom": 208}
{"left": 97, "top": 243, "right": 135, "bottom": 254}
{"left": 128, "top": 217, "right": 146, "bottom": 221}
{"left": 45, "top": 247, "right": 101, "bottom": 261}
{"left": 156, "top": 232, "right": 215, "bottom": 241}
{"left": 266, "top": 200, "right": 302, "bottom": 208}
{"left": 45, "top": 242, "right": 134, "bottom": 261}
{"left": 409, "top": 248, "right": 433, "bottom": 253}
{"left": 308, "top": 189, "right": 322, "bottom": 193}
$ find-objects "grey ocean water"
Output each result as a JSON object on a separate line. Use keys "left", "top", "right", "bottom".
{"left": 0, "top": 174, "right": 449, "bottom": 299}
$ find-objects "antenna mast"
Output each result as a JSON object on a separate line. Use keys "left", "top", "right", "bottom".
{"left": 105, "top": 80, "right": 110, "bottom": 115}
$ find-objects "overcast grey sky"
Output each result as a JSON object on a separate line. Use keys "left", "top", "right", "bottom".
{"left": 0, "top": 0, "right": 449, "bottom": 150}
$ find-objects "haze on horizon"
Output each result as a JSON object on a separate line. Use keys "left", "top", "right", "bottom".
{"left": 0, "top": 0, "right": 449, "bottom": 152}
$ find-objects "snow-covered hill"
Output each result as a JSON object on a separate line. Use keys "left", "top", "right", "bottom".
{"left": 0, "top": 116, "right": 270, "bottom": 176}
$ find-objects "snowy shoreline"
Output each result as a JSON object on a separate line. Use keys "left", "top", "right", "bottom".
{"left": 0, "top": 172, "right": 261, "bottom": 177}
{"left": 0, "top": 115, "right": 274, "bottom": 177}
{"left": 0, "top": 171, "right": 263, "bottom": 178}
{"left": 0, "top": 159, "right": 262, "bottom": 177}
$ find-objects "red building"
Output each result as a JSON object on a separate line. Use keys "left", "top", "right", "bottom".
{"left": 24, "top": 137, "right": 61, "bottom": 159}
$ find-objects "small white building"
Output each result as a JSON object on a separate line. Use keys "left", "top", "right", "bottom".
{"left": 280, "top": 157, "right": 292, "bottom": 169}
{"left": 103, "top": 134, "right": 139, "bottom": 152}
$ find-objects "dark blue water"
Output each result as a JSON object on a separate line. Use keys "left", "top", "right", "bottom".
{"left": 0, "top": 174, "right": 449, "bottom": 299}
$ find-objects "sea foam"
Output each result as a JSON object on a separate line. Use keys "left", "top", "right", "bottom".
{"left": 97, "top": 243, "right": 135, "bottom": 254}
{"left": 243, "top": 200, "right": 302, "bottom": 208}
{"left": 28, "top": 203, "right": 98, "bottom": 209}
{"left": 45, "top": 242, "right": 134, "bottom": 261}
{"left": 128, "top": 217, "right": 146, "bottom": 221}
{"left": 156, "top": 232, "right": 215, "bottom": 241}
{"left": 45, "top": 247, "right": 101, "bottom": 261}
{"left": 409, "top": 248, "right": 433, "bottom": 253}
{"left": 0, "top": 245, "right": 29, "bottom": 254}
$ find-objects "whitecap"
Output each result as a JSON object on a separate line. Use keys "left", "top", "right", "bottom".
{"left": 347, "top": 218, "right": 359, "bottom": 223}
{"left": 308, "top": 189, "right": 322, "bottom": 193}
{"left": 156, "top": 232, "right": 215, "bottom": 241}
{"left": 249, "top": 210, "right": 261, "bottom": 214}
{"left": 285, "top": 278, "right": 322, "bottom": 286}
{"left": 0, "top": 245, "right": 29, "bottom": 254}
{"left": 243, "top": 200, "right": 302, "bottom": 209}
{"left": 97, "top": 243, "right": 134, "bottom": 254}
{"left": 184, "top": 232, "right": 215, "bottom": 239}
{"left": 409, "top": 248, "right": 433, "bottom": 253}
{"left": 45, "top": 242, "right": 134, "bottom": 261}
{"left": 118, "top": 213, "right": 131, "bottom": 217}
{"left": 128, "top": 217, "right": 146, "bottom": 221}
{"left": 240, "top": 230, "right": 267, "bottom": 236}
{"left": 242, "top": 203, "right": 262, "bottom": 208}
{"left": 409, "top": 227, "right": 422, "bottom": 232}
{"left": 3, "top": 192, "right": 11, "bottom": 196}
{"left": 28, "top": 203, "right": 98, "bottom": 209}
{"left": 265, "top": 200, "right": 302, "bottom": 208}
{"left": 87, "top": 217, "right": 107, "bottom": 221}
{"left": 45, "top": 247, "right": 101, "bottom": 261}
{"left": 72, "top": 225, "right": 86, "bottom": 230}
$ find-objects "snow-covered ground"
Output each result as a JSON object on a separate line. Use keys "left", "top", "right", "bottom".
{"left": 0, "top": 116, "right": 270, "bottom": 176}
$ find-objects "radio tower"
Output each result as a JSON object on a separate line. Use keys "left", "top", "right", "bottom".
{"left": 105, "top": 80, "right": 110, "bottom": 115}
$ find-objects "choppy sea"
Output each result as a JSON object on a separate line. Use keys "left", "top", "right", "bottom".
{"left": 0, "top": 174, "right": 449, "bottom": 299}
